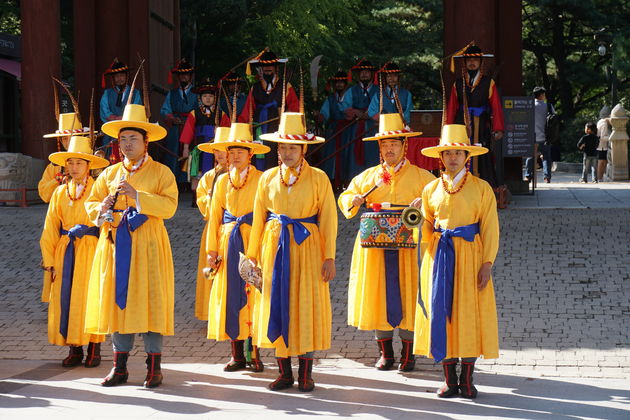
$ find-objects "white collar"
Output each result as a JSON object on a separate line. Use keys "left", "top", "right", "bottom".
{"left": 444, "top": 167, "right": 466, "bottom": 188}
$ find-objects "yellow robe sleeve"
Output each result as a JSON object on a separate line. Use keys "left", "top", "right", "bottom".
{"left": 479, "top": 181, "right": 500, "bottom": 264}
{"left": 39, "top": 186, "right": 62, "bottom": 302}
{"left": 246, "top": 171, "right": 269, "bottom": 260}
{"left": 136, "top": 165, "right": 179, "bottom": 219}
{"left": 317, "top": 172, "right": 338, "bottom": 260}
{"left": 38, "top": 164, "right": 61, "bottom": 203}
{"left": 84, "top": 169, "right": 111, "bottom": 225}
{"left": 196, "top": 169, "right": 215, "bottom": 219}
{"left": 337, "top": 171, "right": 366, "bottom": 219}
{"left": 206, "top": 174, "right": 227, "bottom": 254}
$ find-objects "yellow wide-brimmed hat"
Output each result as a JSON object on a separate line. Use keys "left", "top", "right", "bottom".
{"left": 197, "top": 127, "right": 231, "bottom": 153}
{"left": 43, "top": 113, "right": 90, "bottom": 138}
{"left": 259, "top": 112, "right": 324, "bottom": 144}
{"left": 421, "top": 124, "right": 488, "bottom": 158}
{"left": 49, "top": 136, "right": 109, "bottom": 169}
{"left": 101, "top": 104, "right": 167, "bottom": 142}
{"left": 209, "top": 123, "right": 270, "bottom": 154}
{"left": 363, "top": 113, "right": 422, "bottom": 141}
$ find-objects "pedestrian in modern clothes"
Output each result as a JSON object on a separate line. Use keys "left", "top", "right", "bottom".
{"left": 577, "top": 122, "right": 599, "bottom": 183}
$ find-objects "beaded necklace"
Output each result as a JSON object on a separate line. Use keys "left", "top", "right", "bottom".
{"left": 441, "top": 169, "right": 469, "bottom": 195}
{"left": 227, "top": 164, "right": 251, "bottom": 190}
{"left": 66, "top": 176, "right": 88, "bottom": 205}
{"left": 279, "top": 156, "right": 304, "bottom": 188}
{"left": 122, "top": 153, "right": 148, "bottom": 176}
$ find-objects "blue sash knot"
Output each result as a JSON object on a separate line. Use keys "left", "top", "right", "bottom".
{"left": 114, "top": 207, "right": 148, "bottom": 310}
{"left": 222, "top": 210, "right": 254, "bottom": 340}
{"left": 59, "top": 224, "right": 99, "bottom": 338}
{"left": 429, "top": 222, "right": 480, "bottom": 363}
{"left": 266, "top": 212, "right": 318, "bottom": 346}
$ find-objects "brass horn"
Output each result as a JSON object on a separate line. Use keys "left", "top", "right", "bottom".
{"left": 401, "top": 206, "right": 423, "bottom": 229}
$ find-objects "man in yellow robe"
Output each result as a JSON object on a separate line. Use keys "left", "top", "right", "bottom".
{"left": 40, "top": 112, "right": 90, "bottom": 202}
{"left": 194, "top": 127, "right": 229, "bottom": 321}
{"left": 338, "top": 113, "right": 435, "bottom": 372}
{"left": 414, "top": 124, "right": 500, "bottom": 399}
{"left": 247, "top": 112, "right": 337, "bottom": 392}
{"left": 84, "top": 103, "right": 177, "bottom": 389}
{"left": 205, "top": 122, "right": 269, "bottom": 372}
{"left": 40, "top": 135, "right": 109, "bottom": 367}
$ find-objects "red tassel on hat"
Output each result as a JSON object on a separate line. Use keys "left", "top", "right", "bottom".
{"left": 347, "top": 69, "right": 353, "bottom": 82}
{"left": 101, "top": 73, "right": 106, "bottom": 89}
{"left": 168, "top": 70, "right": 173, "bottom": 85}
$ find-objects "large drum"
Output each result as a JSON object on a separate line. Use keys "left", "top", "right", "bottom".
{"left": 359, "top": 211, "right": 416, "bottom": 249}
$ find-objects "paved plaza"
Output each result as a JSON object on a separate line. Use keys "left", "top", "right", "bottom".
{"left": 0, "top": 171, "right": 629, "bottom": 419}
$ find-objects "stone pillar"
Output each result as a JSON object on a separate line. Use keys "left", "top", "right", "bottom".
{"left": 607, "top": 104, "right": 629, "bottom": 181}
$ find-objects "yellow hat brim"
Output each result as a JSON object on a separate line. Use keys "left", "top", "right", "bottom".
{"left": 197, "top": 142, "right": 219, "bottom": 153}
{"left": 421, "top": 145, "right": 488, "bottom": 158}
{"left": 101, "top": 120, "right": 167, "bottom": 142}
{"left": 49, "top": 152, "right": 110, "bottom": 169}
{"left": 363, "top": 131, "right": 422, "bottom": 142}
{"left": 259, "top": 133, "right": 325, "bottom": 144}
{"left": 209, "top": 141, "right": 270, "bottom": 154}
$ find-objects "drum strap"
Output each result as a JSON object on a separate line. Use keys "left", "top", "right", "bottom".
{"left": 427, "top": 222, "right": 480, "bottom": 363}
{"left": 384, "top": 249, "right": 403, "bottom": 328}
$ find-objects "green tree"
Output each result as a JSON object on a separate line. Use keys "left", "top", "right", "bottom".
{"left": 522, "top": 0, "right": 630, "bottom": 160}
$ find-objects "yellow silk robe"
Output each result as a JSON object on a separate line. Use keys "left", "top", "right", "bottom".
{"left": 194, "top": 167, "right": 224, "bottom": 320}
{"left": 206, "top": 166, "right": 262, "bottom": 341}
{"left": 39, "top": 178, "right": 105, "bottom": 346}
{"left": 338, "top": 161, "right": 435, "bottom": 331}
{"left": 414, "top": 175, "right": 500, "bottom": 359}
{"left": 247, "top": 162, "right": 337, "bottom": 357}
{"left": 38, "top": 163, "right": 63, "bottom": 203}
{"left": 84, "top": 157, "right": 178, "bottom": 335}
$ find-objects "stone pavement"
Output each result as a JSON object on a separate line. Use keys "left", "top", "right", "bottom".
{"left": 1, "top": 176, "right": 629, "bottom": 419}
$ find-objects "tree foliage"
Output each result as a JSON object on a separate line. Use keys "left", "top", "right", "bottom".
{"left": 180, "top": 0, "right": 443, "bottom": 108}
{"left": 522, "top": 0, "right": 630, "bottom": 159}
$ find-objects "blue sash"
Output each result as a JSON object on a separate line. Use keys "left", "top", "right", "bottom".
{"left": 465, "top": 105, "right": 489, "bottom": 117}
{"left": 59, "top": 224, "right": 99, "bottom": 339}
{"left": 429, "top": 222, "right": 480, "bottom": 362}
{"left": 222, "top": 210, "right": 253, "bottom": 340}
{"left": 266, "top": 212, "right": 318, "bottom": 346}
{"left": 258, "top": 100, "right": 278, "bottom": 134}
{"left": 114, "top": 207, "right": 148, "bottom": 310}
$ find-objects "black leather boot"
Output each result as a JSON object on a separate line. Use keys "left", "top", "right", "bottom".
{"left": 248, "top": 345, "right": 264, "bottom": 373}
{"left": 143, "top": 353, "right": 163, "bottom": 388}
{"left": 84, "top": 342, "right": 101, "bottom": 368}
{"left": 437, "top": 360, "right": 459, "bottom": 398}
{"left": 375, "top": 338, "right": 395, "bottom": 370}
{"left": 297, "top": 357, "right": 315, "bottom": 392}
{"left": 268, "top": 357, "right": 294, "bottom": 391}
{"left": 101, "top": 351, "right": 129, "bottom": 387}
{"left": 224, "top": 340, "right": 247, "bottom": 372}
{"left": 62, "top": 345, "right": 83, "bottom": 367}
{"left": 459, "top": 361, "right": 478, "bottom": 398}
{"left": 398, "top": 339, "right": 415, "bottom": 372}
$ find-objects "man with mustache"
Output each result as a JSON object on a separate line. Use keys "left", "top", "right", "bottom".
{"left": 160, "top": 59, "right": 198, "bottom": 184}
{"left": 446, "top": 44, "right": 504, "bottom": 188}
{"left": 99, "top": 58, "right": 143, "bottom": 163}
{"left": 346, "top": 59, "right": 380, "bottom": 175}
{"left": 241, "top": 50, "right": 299, "bottom": 170}
{"left": 317, "top": 70, "right": 353, "bottom": 190}
{"left": 338, "top": 113, "right": 434, "bottom": 374}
